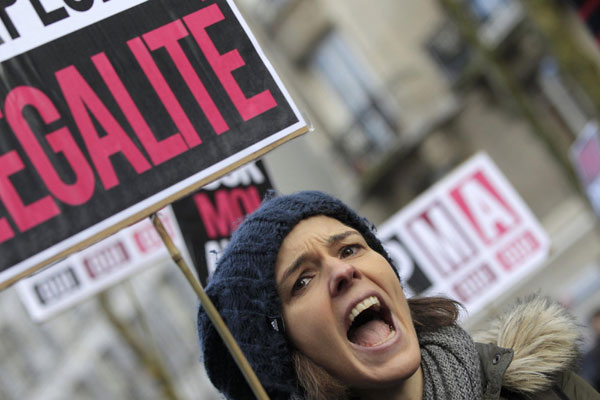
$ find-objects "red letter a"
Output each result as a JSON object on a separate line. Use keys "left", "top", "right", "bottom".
{"left": 56, "top": 65, "right": 151, "bottom": 190}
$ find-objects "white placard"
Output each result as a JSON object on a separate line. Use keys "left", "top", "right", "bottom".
{"left": 378, "top": 153, "right": 550, "bottom": 316}
{"left": 15, "top": 207, "right": 190, "bottom": 322}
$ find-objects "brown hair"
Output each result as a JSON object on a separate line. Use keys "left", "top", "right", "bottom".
{"left": 408, "top": 296, "right": 462, "bottom": 328}
{"left": 293, "top": 296, "right": 461, "bottom": 400}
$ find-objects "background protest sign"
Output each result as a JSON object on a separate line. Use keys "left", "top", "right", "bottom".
{"left": 16, "top": 159, "right": 271, "bottom": 322}
{"left": 0, "top": 0, "right": 307, "bottom": 288}
{"left": 172, "top": 160, "right": 274, "bottom": 286}
{"left": 15, "top": 207, "right": 190, "bottom": 322}
{"left": 378, "top": 153, "right": 550, "bottom": 316}
{"left": 570, "top": 122, "right": 600, "bottom": 219}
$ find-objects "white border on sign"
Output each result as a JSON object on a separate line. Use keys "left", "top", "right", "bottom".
{"left": 377, "top": 153, "right": 550, "bottom": 318}
{"left": 0, "top": 0, "right": 150, "bottom": 62}
{"left": 0, "top": 0, "right": 307, "bottom": 287}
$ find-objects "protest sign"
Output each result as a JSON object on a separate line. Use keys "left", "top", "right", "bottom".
{"left": 570, "top": 122, "right": 600, "bottom": 219}
{"left": 570, "top": 0, "right": 600, "bottom": 41}
{"left": 16, "top": 159, "right": 272, "bottom": 321}
{"left": 172, "top": 160, "right": 274, "bottom": 286}
{"left": 0, "top": 0, "right": 307, "bottom": 288}
{"left": 378, "top": 153, "right": 550, "bottom": 316}
{"left": 15, "top": 207, "right": 190, "bottom": 322}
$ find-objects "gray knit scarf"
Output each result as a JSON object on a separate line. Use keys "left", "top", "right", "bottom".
{"left": 419, "top": 324, "right": 482, "bottom": 400}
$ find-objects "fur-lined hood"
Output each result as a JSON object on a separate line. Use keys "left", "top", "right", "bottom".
{"left": 473, "top": 297, "right": 581, "bottom": 395}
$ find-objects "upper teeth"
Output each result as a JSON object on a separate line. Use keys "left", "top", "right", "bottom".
{"left": 349, "top": 296, "right": 380, "bottom": 324}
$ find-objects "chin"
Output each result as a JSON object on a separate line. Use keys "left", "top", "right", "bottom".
{"left": 346, "top": 348, "right": 422, "bottom": 390}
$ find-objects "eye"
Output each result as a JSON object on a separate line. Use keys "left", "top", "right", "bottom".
{"left": 292, "top": 275, "right": 313, "bottom": 294}
{"left": 339, "top": 244, "right": 362, "bottom": 258}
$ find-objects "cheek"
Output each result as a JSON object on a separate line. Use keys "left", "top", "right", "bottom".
{"left": 283, "top": 296, "right": 336, "bottom": 353}
{"left": 367, "top": 259, "right": 404, "bottom": 297}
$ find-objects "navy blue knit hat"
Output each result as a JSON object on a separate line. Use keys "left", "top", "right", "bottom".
{"left": 197, "top": 191, "right": 398, "bottom": 400}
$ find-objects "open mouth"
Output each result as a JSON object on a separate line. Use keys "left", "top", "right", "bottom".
{"left": 347, "top": 296, "right": 396, "bottom": 347}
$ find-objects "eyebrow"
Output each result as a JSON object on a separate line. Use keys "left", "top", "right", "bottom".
{"left": 279, "top": 230, "right": 359, "bottom": 286}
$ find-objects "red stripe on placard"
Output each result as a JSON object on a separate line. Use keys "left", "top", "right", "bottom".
{"left": 580, "top": 0, "right": 600, "bottom": 20}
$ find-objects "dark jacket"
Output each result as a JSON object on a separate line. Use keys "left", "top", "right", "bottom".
{"left": 580, "top": 340, "right": 600, "bottom": 391}
{"left": 474, "top": 298, "right": 600, "bottom": 400}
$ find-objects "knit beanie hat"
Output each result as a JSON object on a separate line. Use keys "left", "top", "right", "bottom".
{"left": 196, "top": 190, "right": 399, "bottom": 400}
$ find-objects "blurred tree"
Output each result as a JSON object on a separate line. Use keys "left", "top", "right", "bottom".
{"left": 98, "top": 292, "right": 180, "bottom": 400}
{"left": 524, "top": 0, "right": 600, "bottom": 116}
{"left": 438, "top": 0, "right": 582, "bottom": 189}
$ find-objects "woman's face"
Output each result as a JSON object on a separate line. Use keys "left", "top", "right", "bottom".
{"left": 275, "top": 216, "right": 421, "bottom": 390}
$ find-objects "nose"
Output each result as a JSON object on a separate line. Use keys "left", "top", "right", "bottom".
{"left": 328, "top": 258, "right": 359, "bottom": 296}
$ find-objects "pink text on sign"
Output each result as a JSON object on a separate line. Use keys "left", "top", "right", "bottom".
{"left": 406, "top": 201, "right": 477, "bottom": 277}
{"left": 194, "top": 187, "right": 261, "bottom": 239}
{"left": 450, "top": 170, "right": 520, "bottom": 246}
{"left": 496, "top": 230, "right": 540, "bottom": 271}
{"left": 452, "top": 263, "right": 497, "bottom": 303}
{"left": 133, "top": 216, "right": 175, "bottom": 254}
{"left": 83, "top": 241, "right": 129, "bottom": 279}
{"left": 575, "top": 133, "right": 600, "bottom": 184}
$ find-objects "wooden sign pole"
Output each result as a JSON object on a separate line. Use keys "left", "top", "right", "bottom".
{"left": 151, "top": 213, "right": 270, "bottom": 400}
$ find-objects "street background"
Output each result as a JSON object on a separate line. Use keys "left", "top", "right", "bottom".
{"left": 2, "top": 0, "right": 600, "bottom": 399}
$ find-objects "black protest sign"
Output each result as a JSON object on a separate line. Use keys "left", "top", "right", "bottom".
{"left": 171, "top": 160, "right": 273, "bottom": 286}
{"left": 570, "top": 123, "right": 600, "bottom": 218}
{"left": 381, "top": 234, "right": 432, "bottom": 297}
{"left": 570, "top": 0, "right": 600, "bottom": 40}
{"left": 0, "top": 0, "right": 306, "bottom": 288}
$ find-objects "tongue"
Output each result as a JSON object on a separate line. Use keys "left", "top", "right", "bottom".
{"left": 348, "top": 319, "right": 391, "bottom": 347}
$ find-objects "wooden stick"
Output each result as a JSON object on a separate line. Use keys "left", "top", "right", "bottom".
{"left": 151, "top": 213, "right": 270, "bottom": 400}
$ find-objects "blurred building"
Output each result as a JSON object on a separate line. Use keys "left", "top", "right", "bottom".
{"left": 239, "top": 0, "right": 600, "bottom": 326}
{"left": 1, "top": 1, "right": 600, "bottom": 399}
